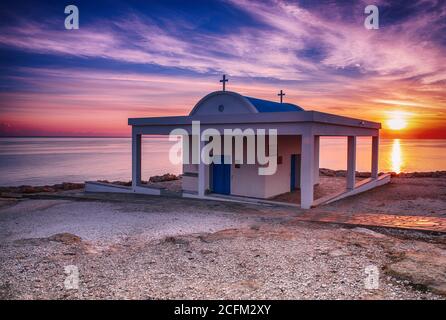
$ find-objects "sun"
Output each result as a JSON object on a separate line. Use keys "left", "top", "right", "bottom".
{"left": 387, "top": 118, "right": 407, "bottom": 130}
{"left": 386, "top": 111, "right": 408, "bottom": 130}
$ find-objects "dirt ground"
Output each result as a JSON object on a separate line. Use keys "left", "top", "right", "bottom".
{"left": 272, "top": 176, "right": 365, "bottom": 204}
{"left": 150, "top": 176, "right": 446, "bottom": 217}
{"left": 0, "top": 177, "right": 445, "bottom": 300}
{"left": 318, "top": 177, "right": 446, "bottom": 217}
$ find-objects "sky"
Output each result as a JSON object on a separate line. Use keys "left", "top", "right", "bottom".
{"left": 0, "top": 0, "right": 445, "bottom": 138}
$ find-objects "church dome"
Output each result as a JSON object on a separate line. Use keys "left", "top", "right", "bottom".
{"left": 189, "top": 91, "right": 304, "bottom": 116}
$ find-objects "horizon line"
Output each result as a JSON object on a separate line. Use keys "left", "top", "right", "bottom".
{"left": 1, "top": 135, "right": 446, "bottom": 140}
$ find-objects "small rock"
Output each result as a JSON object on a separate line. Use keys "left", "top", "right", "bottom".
{"left": 351, "top": 227, "right": 387, "bottom": 239}
{"left": 328, "top": 249, "right": 349, "bottom": 257}
{"left": 149, "top": 173, "right": 179, "bottom": 183}
{"left": 48, "top": 233, "right": 82, "bottom": 245}
{"left": 164, "top": 236, "right": 189, "bottom": 245}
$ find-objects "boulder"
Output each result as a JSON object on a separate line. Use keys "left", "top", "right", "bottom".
{"left": 149, "top": 173, "right": 179, "bottom": 183}
{"left": 385, "top": 251, "right": 446, "bottom": 296}
{"left": 319, "top": 168, "right": 336, "bottom": 177}
{"left": 164, "top": 236, "right": 189, "bottom": 245}
{"left": 356, "top": 172, "right": 371, "bottom": 178}
{"left": 351, "top": 227, "right": 387, "bottom": 238}
{"left": 60, "top": 182, "right": 84, "bottom": 190}
{"left": 48, "top": 233, "right": 82, "bottom": 245}
{"left": 110, "top": 181, "right": 132, "bottom": 187}
{"left": 335, "top": 170, "right": 347, "bottom": 177}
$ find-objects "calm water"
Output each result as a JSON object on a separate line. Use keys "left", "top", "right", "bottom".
{"left": 0, "top": 137, "right": 445, "bottom": 186}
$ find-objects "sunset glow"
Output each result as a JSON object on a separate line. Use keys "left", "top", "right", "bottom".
{"left": 0, "top": 1, "right": 445, "bottom": 138}
{"left": 386, "top": 112, "right": 408, "bottom": 131}
{"left": 391, "top": 139, "right": 403, "bottom": 174}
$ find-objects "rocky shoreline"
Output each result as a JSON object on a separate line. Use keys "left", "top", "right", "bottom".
{"left": 0, "top": 182, "right": 85, "bottom": 195}
{"left": 0, "top": 173, "right": 181, "bottom": 195}
{"left": 1, "top": 169, "right": 445, "bottom": 195}
{"left": 319, "top": 168, "right": 446, "bottom": 178}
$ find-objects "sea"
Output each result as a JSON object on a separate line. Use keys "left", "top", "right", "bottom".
{"left": 0, "top": 137, "right": 445, "bottom": 186}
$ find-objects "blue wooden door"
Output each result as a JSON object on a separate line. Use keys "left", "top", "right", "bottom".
{"left": 212, "top": 156, "right": 231, "bottom": 195}
{"left": 290, "top": 154, "right": 296, "bottom": 190}
{"left": 290, "top": 154, "right": 300, "bottom": 191}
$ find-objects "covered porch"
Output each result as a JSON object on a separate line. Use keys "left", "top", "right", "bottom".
{"left": 117, "top": 110, "right": 389, "bottom": 209}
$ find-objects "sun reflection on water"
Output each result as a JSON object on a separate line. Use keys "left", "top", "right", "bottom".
{"left": 391, "top": 139, "right": 404, "bottom": 173}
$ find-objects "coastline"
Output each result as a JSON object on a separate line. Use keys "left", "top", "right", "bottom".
{"left": 1, "top": 175, "right": 445, "bottom": 299}
{"left": 1, "top": 169, "right": 445, "bottom": 195}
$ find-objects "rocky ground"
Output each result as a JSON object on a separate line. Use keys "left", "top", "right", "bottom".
{"left": 0, "top": 180, "right": 445, "bottom": 299}
{"left": 318, "top": 177, "right": 446, "bottom": 217}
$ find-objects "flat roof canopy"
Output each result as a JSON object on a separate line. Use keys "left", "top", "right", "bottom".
{"left": 129, "top": 110, "right": 380, "bottom": 129}
{"left": 129, "top": 111, "right": 380, "bottom": 137}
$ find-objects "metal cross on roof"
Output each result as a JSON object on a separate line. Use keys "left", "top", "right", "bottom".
{"left": 278, "top": 90, "right": 285, "bottom": 103}
{"left": 220, "top": 74, "right": 228, "bottom": 91}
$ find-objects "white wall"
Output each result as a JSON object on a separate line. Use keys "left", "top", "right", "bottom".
{"left": 181, "top": 134, "right": 303, "bottom": 199}
{"left": 181, "top": 135, "right": 209, "bottom": 193}
{"left": 182, "top": 135, "right": 199, "bottom": 193}
{"left": 264, "top": 135, "right": 301, "bottom": 198}
{"left": 182, "top": 164, "right": 210, "bottom": 193}
{"left": 231, "top": 163, "right": 267, "bottom": 198}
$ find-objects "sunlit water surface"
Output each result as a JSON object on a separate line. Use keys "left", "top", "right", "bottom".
{"left": 0, "top": 137, "right": 444, "bottom": 186}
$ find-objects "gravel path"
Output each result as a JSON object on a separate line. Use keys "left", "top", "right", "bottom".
{"left": 0, "top": 199, "right": 255, "bottom": 244}
{"left": 0, "top": 196, "right": 445, "bottom": 300}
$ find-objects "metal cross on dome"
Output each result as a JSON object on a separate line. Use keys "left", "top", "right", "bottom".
{"left": 220, "top": 74, "right": 228, "bottom": 91}
{"left": 278, "top": 90, "right": 285, "bottom": 103}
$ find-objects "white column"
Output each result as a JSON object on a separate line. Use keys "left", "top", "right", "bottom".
{"left": 371, "top": 135, "right": 379, "bottom": 179}
{"left": 313, "top": 135, "right": 320, "bottom": 185}
{"left": 132, "top": 130, "right": 142, "bottom": 189}
{"left": 198, "top": 139, "right": 206, "bottom": 197}
{"left": 300, "top": 133, "right": 315, "bottom": 209}
{"left": 347, "top": 136, "right": 356, "bottom": 190}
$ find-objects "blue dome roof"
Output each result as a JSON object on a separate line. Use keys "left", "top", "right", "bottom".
{"left": 244, "top": 96, "right": 304, "bottom": 113}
